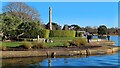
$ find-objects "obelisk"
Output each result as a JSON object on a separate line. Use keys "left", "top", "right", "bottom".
{"left": 49, "top": 7, "right": 52, "bottom": 30}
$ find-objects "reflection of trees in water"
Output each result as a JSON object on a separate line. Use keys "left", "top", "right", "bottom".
{"left": 2, "top": 54, "right": 114, "bottom": 68}
{"left": 2, "top": 65, "right": 31, "bottom": 68}
{"left": 2, "top": 57, "right": 46, "bottom": 68}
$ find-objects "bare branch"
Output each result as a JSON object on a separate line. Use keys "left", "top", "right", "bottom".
{"left": 3, "top": 2, "right": 40, "bottom": 22}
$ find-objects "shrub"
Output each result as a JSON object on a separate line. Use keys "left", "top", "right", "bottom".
{"left": 2, "top": 46, "right": 7, "bottom": 51}
{"left": 76, "top": 32, "right": 82, "bottom": 37}
{"left": 21, "top": 41, "right": 33, "bottom": 49}
{"left": 33, "top": 41, "right": 47, "bottom": 49}
{"left": 70, "top": 38, "right": 87, "bottom": 47}
{"left": 0, "top": 46, "right": 1, "bottom": 51}
{"left": 63, "top": 41, "right": 70, "bottom": 48}
{"left": 1, "top": 43, "right": 7, "bottom": 51}
{"left": 49, "top": 30, "right": 76, "bottom": 37}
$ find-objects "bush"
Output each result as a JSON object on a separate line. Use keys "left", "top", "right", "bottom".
{"left": 63, "top": 41, "right": 70, "bottom": 48}
{"left": 21, "top": 41, "right": 33, "bottom": 49}
{"left": 70, "top": 38, "right": 87, "bottom": 47}
{"left": 1, "top": 43, "right": 7, "bottom": 51}
{"left": 0, "top": 46, "right": 1, "bottom": 51}
{"left": 33, "top": 41, "right": 47, "bottom": 49}
{"left": 76, "top": 32, "right": 82, "bottom": 37}
{"left": 2, "top": 46, "right": 7, "bottom": 51}
{"left": 49, "top": 30, "right": 76, "bottom": 37}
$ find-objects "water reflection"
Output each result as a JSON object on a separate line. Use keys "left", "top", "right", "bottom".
{"left": 48, "top": 58, "right": 52, "bottom": 68}
{"left": 2, "top": 52, "right": 119, "bottom": 68}
{"left": 1, "top": 55, "right": 87, "bottom": 67}
{"left": 2, "top": 57, "right": 46, "bottom": 68}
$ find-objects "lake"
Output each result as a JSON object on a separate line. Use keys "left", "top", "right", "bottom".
{"left": 93, "top": 36, "right": 120, "bottom": 46}
{"left": 1, "top": 36, "right": 120, "bottom": 68}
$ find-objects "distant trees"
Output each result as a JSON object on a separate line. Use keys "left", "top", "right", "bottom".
{"left": 70, "top": 25, "right": 81, "bottom": 31}
{"left": 107, "top": 28, "right": 120, "bottom": 35}
{"left": 62, "top": 25, "right": 70, "bottom": 30}
{"left": 46, "top": 22, "right": 61, "bottom": 30}
{"left": 97, "top": 25, "right": 107, "bottom": 35}
{"left": 62, "top": 24, "right": 80, "bottom": 31}
{"left": 62, "top": 24, "right": 120, "bottom": 35}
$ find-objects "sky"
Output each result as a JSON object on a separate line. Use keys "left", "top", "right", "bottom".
{"left": 1, "top": 0, "right": 120, "bottom": 2}
{"left": 2, "top": 2, "right": 118, "bottom": 28}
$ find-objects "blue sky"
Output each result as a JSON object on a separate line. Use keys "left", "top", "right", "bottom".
{"left": 2, "top": 2, "right": 118, "bottom": 28}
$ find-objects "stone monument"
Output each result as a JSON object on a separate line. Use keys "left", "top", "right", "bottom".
{"left": 49, "top": 7, "right": 52, "bottom": 30}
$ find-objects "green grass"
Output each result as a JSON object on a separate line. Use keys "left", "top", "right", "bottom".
{"left": 92, "top": 38, "right": 99, "bottom": 40}
{"left": 1, "top": 37, "right": 86, "bottom": 47}
{"left": 46, "top": 37, "right": 84, "bottom": 47}
{"left": 45, "top": 42, "right": 64, "bottom": 47}
{"left": 2, "top": 42, "right": 21, "bottom": 47}
{"left": 49, "top": 37, "right": 82, "bottom": 42}
{"left": 2, "top": 42, "right": 63, "bottom": 47}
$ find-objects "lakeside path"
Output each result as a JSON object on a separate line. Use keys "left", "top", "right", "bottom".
{"left": 1, "top": 40, "right": 120, "bottom": 59}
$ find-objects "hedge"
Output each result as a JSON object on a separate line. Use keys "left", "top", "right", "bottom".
{"left": 49, "top": 30, "right": 76, "bottom": 37}
{"left": 37, "top": 29, "right": 50, "bottom": 38}
{"left": 20, "top": 29, "right": 49, "bottom": 38}
{"left": 43, "top": 29, "right": 50, "bottom": 38}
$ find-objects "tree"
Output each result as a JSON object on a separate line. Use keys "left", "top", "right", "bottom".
{"left": 97, "top": 25, "right": 107, "bottom": 35}
{"left": 1, "top": 13, "right": 22, "bottom": 39}
{"left": 18, "top": 21, "right": 42, "bottom": 38}
{"left": 85, "top": 26, "right": 96, "bottom": 34}
{"left": 70, "top": 25, "right": 80, "bottom": 31}
{"left": 1, "top": 13, "right": 42, "bottom": 40}
{"left": 46, "top": 22, "right": 61, "bottom": 30}
{"left": 62, "top": 24, "right": 69, "bottom": 30}
{"left": 62, "top": 24, "right": 80, "bottom": 31}
{"left": 3, "top": 2, "right": 40, "bottom": 22}
{"left": 1, "top": 2, "right": 43, "bottom": 40}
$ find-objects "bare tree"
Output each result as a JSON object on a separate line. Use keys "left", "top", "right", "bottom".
{"left": 3, "top": 2, "right": 40, "bottom": 22}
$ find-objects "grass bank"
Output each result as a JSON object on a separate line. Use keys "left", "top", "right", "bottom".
{"left": 49, "top": 37, "right": 82, "bottom": 42}
{"left": 2, "top": 42, "right": 21, "bottom": 47}
{"left": 1, "top": 37, "right": 82, "bottom": 47}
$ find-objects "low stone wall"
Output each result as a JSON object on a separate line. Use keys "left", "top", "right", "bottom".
{"left": 1, "top": 46, "right": 120, "bottom": 59}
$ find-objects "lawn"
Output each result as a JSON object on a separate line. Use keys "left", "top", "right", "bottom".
{"left": 49, "top": 37, "right": 82, "bottom": 42}
{"left": 45, "top": 42, "right": 64, "bottom": 47}
{"left": 2, "top": 41, "right": 64, "bottom": 47}
{"left": 1, "top": 37, "right": 86, "bottom": 47}
{"left": 2, "top": 42, "right": 21, "bottom": 47}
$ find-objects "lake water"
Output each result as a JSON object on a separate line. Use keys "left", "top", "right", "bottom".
{"left": 111, "top": 36, "right": 120, "bottom": 46}
{"left": 2, "top": 36, "right": 120, "bottom": 68}
{"left": 93, "top": 36, "right": 120, "bottom": 46}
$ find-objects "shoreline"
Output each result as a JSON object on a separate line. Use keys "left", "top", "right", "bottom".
{"left": 1, "top": 40, "right": 119, "bottom": 59}
{"left": 2, "top": 46, "right": 120, "bottom": 59}
{"left": 94, "top": 35, "right": 120, "bottom": 36}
